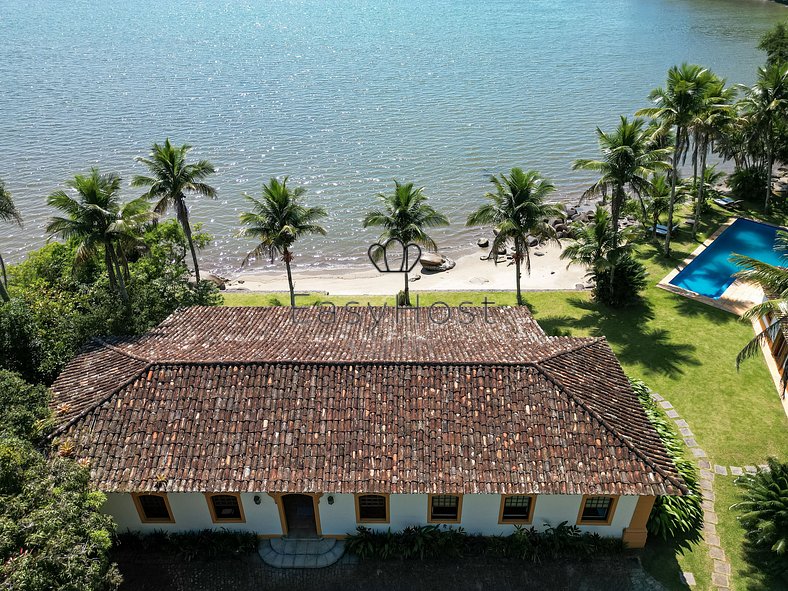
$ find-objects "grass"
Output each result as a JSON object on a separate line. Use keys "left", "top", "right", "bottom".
{"left": 221, "top": 205, "right": 788, "bottom": 590}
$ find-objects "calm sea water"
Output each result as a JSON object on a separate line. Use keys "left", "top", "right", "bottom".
{"left": 0, "top": 0, "right": 785, "bottom": 274}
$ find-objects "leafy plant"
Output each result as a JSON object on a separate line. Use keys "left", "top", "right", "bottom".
{"left": 630, "top": 379, "right": 703, "bottom": 539}
{"left": 116, "top": 531, "right": 257, "bottom": 562}
{"left": 733, "top": 457, "right": 788, "bottom": 573}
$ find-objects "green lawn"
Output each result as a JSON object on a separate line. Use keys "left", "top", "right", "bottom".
{"left": 221, "top": 208, "right": 788, "bottom": 590}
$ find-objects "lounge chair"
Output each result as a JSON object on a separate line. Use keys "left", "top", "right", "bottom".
{"left": 654, "top": 223, "right": 680, "bottom": 237}
{"left": 713, "top": 197, "right": 743, "bottom": 210}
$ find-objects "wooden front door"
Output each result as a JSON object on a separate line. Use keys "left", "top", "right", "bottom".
{"left": 282, "top": 494, "right": 318, "bottom": 538}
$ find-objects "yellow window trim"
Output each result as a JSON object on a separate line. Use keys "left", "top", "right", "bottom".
{"left": 204, "top": 492, "right": 246, "bottom": 524}
{"left": 131, "top": 492, "right": 175, "bottom": 524}
{"left": 427, "top": 493, "right": 463, "bottom": 524}
{"left": 354, "top": 493, "right": 390, "bottom": 524}
{"left": 576, "top": 495, "right": 619, "bottom": 526}
{"left": 498, "top": 494, "right": 537, "bottom": 524}
{"left": 267, "top": 493, "right": 323, "bottom": 536}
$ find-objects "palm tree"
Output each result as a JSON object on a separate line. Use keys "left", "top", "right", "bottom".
{"left": 739, "top": 63, "right": 788, "bottom": 212}
{"left": 573, "top": 115, "right": 671, "bottom": 248}
{"left": 467, "top": 168, "right": 561, "bottom": 306}
{"left": 46, "top": 169, "right": 134, "bottom": 301}
{"left": 109, "top": 197, "right": 156, "bottom": 281}
{"left": 363, "top": 181, "right": 449, "bottom": 306}
{"left": 240, "top": 177, "right": 327, "bottom": 307}
{"left": 638, "top": 64, "right": 710, "bottom": 255}
{"left": 132, "top": 139, "right": 216, "bottom": 282}
{"left": 688, "top": 74, "right": 735, "bottom": 236}
{"left": 732, "top": 237, "right": 788, "bottom": 390}
{"left": 0, "top": 180, "right": 22, "bottom": 302}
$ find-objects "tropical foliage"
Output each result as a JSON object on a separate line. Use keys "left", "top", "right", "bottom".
{"left": 637, "top": 63, "right": 710, "bottom": 255}
{"left": 132, "top": 139, "right": 216, "bottom": 282}
{"left": 363, "top": 181, "right": 449, "bottom": 306}
{"left": 561, "top": 207, "right": 646, "bottom": 307}
{"left": 572, "top": 115, "right": 670, "bottom": 246}
{"left": 239, "top": 177, "right": 327, "bottom": 307}
{"left": 345, "top": 522, "right": 624, "bottom": 562}
{"left": 0, "top": 180, "right": 22, "bottom": 303}
{"left": 731, "top": 232, "right": 788, "bottom": 390}
{"left": 759, "top": 19, "right": 788, "bottom": 68}
{"left": 467, "top": 168, "right": 561, "bottom": 306}
{"left": 630, "top": 379, "right": 703, "bottom": 540}
{"left": 733, "top": 458, "right": 788, "bottom": 573}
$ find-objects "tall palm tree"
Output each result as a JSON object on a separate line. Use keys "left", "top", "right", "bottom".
{"left": 240, "top": 177, "right": 327, "bottom": 308}
{"left": 688, "top": 74, "right": 735, "bottom": 236}
{"left": 108, "top": 197, "right": 156, "bottom": 281}
{"left": 0, "top": 180, "right": 22, "bottom": 302}
{"left": 573, "top": 116, "right": 671, "bottom": 248}
{"left": 467, "top": 168, "right": 561, "bottom": 306}
{"left": 732, "top": 236, "right": 788, "bottom": 391}
{"left": 46, "top": 169, "right": 133, "bottom": 301}
{"left": 132, "top": 139, "right": 216, "bottom": 282}
{"left": 638, "top": 64, "right": 710, "bottom": 255}
{"left": 739, "top": 63, "right": 788, "bottom": 212}
{"left": 363, "top": 181, "right": 449, "bottom": 306}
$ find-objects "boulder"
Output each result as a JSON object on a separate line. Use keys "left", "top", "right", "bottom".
{"left": 419, "top": 252, "right": 444, "bottom": 268}
{"left": 526, "top": 236, "right": 539, "bottom": 247}
{"left": 477, "top": 238, "right": 489, "bottom": 248}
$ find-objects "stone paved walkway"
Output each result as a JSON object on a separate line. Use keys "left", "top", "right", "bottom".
{"left": 115, "top": 553, "right": 667, "bottom": 591}
{"left": 649, "top": 391, "right": 732, "bottom": 590}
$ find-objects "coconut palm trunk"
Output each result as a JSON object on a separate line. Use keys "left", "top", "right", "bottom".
{"left": 693, "top": 140, "right": 708, "bottom": 238}
{"left": 765, "top": 143, "right": 774, "bottom": 212}
{"left": 283, "top": 248, "right": 296, "bottom": 308}
{"left": 403, "top": 271, "right": 410, "bottom": 307}
{"left": 175, "top": 198, "right": 201, "bottom": 283}
{"left": 514, "top": 238, "right": 523, "bottom": 306}
{"left": 665, "top": 130, "right": 682, "bottom": 256}
{"left": 0, "top": 253, "right": 8, "bottom": 302}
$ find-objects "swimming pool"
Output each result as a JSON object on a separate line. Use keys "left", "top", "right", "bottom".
{"left": 669, "top": 218, "right": 787, "bottom": 299}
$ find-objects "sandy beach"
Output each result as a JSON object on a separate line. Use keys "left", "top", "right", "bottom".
{"left": 225, "top": 242, "right": 589, "bottom": 295}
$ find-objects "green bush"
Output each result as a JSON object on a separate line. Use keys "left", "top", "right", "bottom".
{"left": 0, "top": 438, "right": 121, "bottom": 591}
{"left": 116, "top": 531, "right": 258, "bottom": 562}
{"left": 630, "top": 379, "right": 703, "bottom": 540}
{"left": 594, "top": 255, "right": 648, "bottom": 308}
{"left": 733, "top": 457, "right": 788, "bottom": 574}
{"left": 0, "top": 371, "right": 51, "bottom": 441}
{"left": 728, "top": 166, "right": 767, "bottom": 201}
{"left": 345, "top": 523, "right": 624, "bottom": 562}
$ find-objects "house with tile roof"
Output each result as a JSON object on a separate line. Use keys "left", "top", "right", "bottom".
{"left": 50, "top": 305, "right": 685, "bottom": 551}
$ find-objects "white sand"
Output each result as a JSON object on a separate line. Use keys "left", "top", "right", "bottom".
{"left": 225, "top": 242, "right": 589, "bottom": 296}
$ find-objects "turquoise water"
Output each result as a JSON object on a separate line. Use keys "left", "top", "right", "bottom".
{"left": 0, "top": 0, "right": 786, "bottom": 274}
{"left": 670, "top": 218, "right": 786, "bottom": 299}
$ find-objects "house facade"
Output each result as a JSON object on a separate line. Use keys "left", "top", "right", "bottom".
{"left": 50, "top": 305, "right": 685, "bottom": 549}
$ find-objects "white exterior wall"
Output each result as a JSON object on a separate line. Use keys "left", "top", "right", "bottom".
{"left": 105, "top": 492, "right": 282, "bottom": 535}
{"left": 104, "top": 492, "right": 639, "bottom": 538}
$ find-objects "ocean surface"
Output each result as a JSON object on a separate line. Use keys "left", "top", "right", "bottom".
{"left": 0, "top": 0, "right": 786, "bottom": 275}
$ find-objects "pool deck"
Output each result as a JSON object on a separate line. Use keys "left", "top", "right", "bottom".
{"left": 656, "top": 217, "right": 762, "bottom": 315}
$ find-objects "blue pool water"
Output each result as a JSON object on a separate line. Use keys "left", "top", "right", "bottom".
{"left": 670, "top": 218, "right": 787, "bottom": 299}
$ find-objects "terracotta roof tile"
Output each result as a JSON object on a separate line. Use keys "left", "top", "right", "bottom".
{"left": 51, "top": 306, "right": 685, "bottom": 496}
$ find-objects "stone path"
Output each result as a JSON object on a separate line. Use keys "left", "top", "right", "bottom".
{"left": 649, "top": 391, "right": 732, "bottom": 590}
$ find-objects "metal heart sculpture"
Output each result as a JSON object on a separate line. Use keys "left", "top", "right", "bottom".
{"left": 367, "top": 238, "right": 422, "bottom": 273}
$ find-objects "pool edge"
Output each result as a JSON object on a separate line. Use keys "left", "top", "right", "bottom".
{"left": 656, "top": 217, "right": 745, "bottom": 314}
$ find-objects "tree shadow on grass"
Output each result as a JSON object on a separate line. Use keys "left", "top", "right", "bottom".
{"left": 536, "top": 296, "right": 699, "bottom": 378}
{"left": 735, "top": 539, "right": 788, "bottom": 591}
{"left": 671, "top": 294, "right": 743, "bottom": 324}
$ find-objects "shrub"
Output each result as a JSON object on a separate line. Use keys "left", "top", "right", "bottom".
{"left": 116, "top": 531, "right": 258, "bottom": 562}
{"left": 345, "top": 523, "right": 624, "bottom": 562}
{"left": 728, "top": 166, "right": 767, "bottom": 201}
{"left": 0, "top": 371, "right": 51, "bottom": 441}
{"left": 0, "top": 438, "right": 121, "bottom": 591}
{"left": 630, "top": 379, "right": 703, "bottom": 539}
{"left": 594, "top": 255, "right": 647, "bottom": 308}
{"left": 733, "top": 457, "right": 788, "bottom": 574}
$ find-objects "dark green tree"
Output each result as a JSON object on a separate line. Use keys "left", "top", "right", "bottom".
{"left": 0, "top": 180, "right": 22, "bottom": 302}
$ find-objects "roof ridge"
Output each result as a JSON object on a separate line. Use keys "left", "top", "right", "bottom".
{"left": 534, "top": 350, "right": 688, "bottom": 494}
{"left": 535, "top": 337, "right": 605, "bottom": 364}
{"left": 94, "top": 337, "right": 152, "bottom": 364}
